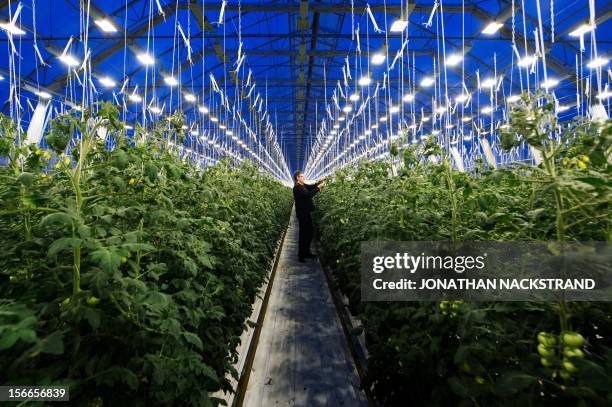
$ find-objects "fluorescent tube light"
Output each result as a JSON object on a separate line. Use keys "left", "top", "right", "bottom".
{"left": 136, "top": 52, "right": 155, "bottom": 65}
{"left": 94, "top": 18, "right": 118, "bottom": 33}
{"left": 403, "top": 93, "right": 414, "bottom": 102}
{"left": 420, "top": 76, "right": 434, "bottom": 87}
{"left": 517, "top": 55, "right": 537, "bottom": 67}
{"left": 445, "top": 53, "right": 463, "bottom": 66}
{"left": 507, "top": 95, "right": 520, "bottom": 103}
{"left": 569, "top": 23, "right": 595, "bottom": 37}
{"left": 99, "top": 76, "right": 116, "bottom": 87}
{"left": 587, "top": 57, "right": 608, "bottom": 69}
{"left": 59, "top": 54, "right": 80, "bottom": 67}
{"left": 36, "top": 90, "right": 52, "bottom": 99}
{"left": 164, "top": 76, "right": 178, "bottom": 86}
{"left": 541, "top": 78, "right": 559, "bottom": 89}
{"left": 0, "top": 22, "right": 25, "bottom": 35}
{"left": 358, "top": 75, "right": 372, "bottom": 86}
{"left": 482, "top": 21, "right": 503, "bottom": 35}
{"left": 389, "top": 19, "right": 408, "bottom": 32}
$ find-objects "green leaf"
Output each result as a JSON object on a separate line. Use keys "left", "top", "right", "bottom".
{"left": 83, "top": 307, "right": 101, "bottom": 330}
{"left": 182, "top": 331, "right": 203, "bottom": 350}
{"left": 40, "top": 212, "right": 74, "bottom": 228}
{"left": 0, "top": 330, "right": 19, "bottom": 350}
{"left": 495, "top": 372, "right": 536, "bottom": 395}
{"left": 48, "top": 237, "right": 81, "bottom": 257}
{"left": 40, "top": 331, "right": 65, "bottom": 355}
{"left": 90, "top": 247, "right": 121, "bottom": 273}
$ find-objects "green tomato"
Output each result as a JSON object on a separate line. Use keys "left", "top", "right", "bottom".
{"left": 540, "top": 357, "right": 552, "bottom": 367}
{"left": 87, "top": 296, "right": 100, "bottom": 306}
{"left": 475, "top": 376, "right": 485, "bottom": 385}
{"left": 121, "top": 256, "right": 128, "bottom": 264}
{"left": 537, "top": 344, "right": 555, "bottom": 358}
{"left": 564, "top": 348, "right": 584, "bottom": 358}
{"left": 537, "top": 332, "right": 557, "bottom": 346}
{"left": 559, "top": 370, "right": 572, "bottom": 380}
{"left": 61, "top": 297, "right": 71, "bottom": 306}
{"left": 562, "top": 332, "right": 585, "bottom": 348}
{"left": 562, "top": 360, "right": 577, "bottom": 373}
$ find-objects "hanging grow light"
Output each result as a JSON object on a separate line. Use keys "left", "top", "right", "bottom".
{"left": 403, "top": 93, "right": 414, "bottom": 102}
{"left": 461, "top": 116, "right": 472, "bottom": 122}
{"left": 338, "top": 116, "right": 346, "bottom": 122}
{"left": 371, "top": 52, "right": 385, "bottom": 65}
{"left": 149, "top": 106, "right": 162, "bottom": 114}
{"left": 59, "top": 54, "right": 80, "bottom": 67}
{"left": 0, "top": 21, "right": 25, "bottom": 35}
{"left": 556, "top": 105, "right": 572, "bottom": 113}
{"left": 342, "top": 105, "right": 353, "bottom": 113}
{"left": 587, "top": 57, "right": 608, "bottom": 69}
{"left": 455, "top": 93, "right": 469, "bottom": 103}
{"left": 164, "top": 76, "right": 179, "bottom": 86}
{"left": 94, "top": 18, "right": 118, "bottom": 33}
{"left": 480, "top": 77, "right": 497, "bottom": 89}
{"left": 129, "top": 93, "right": 142, "bottom": 102}
{"left": 349, "top": 93, "right": 360, "bottom": 102}
{"left": 184, "top": 93, "right": 196, "bottom": 102}
{"left": 99, "top": 76, "right": 116, "bottom": 88}
{"left": 210, "top": 117, "right": 219, "bottom": 122}
{"left": 482, "top": 21, "right": 503, "bottom": 35}
{"left": 379, "top": 116, "right": 388, "bottom": 122}
{"left": 136, "top": 52, "right": 155, "bottom": 65}
{"left": 35, "top": 90, "right": 52, "bottom": 100}
{"left": 540, "top": 78, "right": 559, "bottom": 89}
{"left": 596, "top": 90, "right": 612, "bottom": 100}
{"left": 517, "top": 55, "right": 538, "bottom": 67}
{"left": 507, "top": 95, "right": 520, "bottom": 103}
{"left": 420, "top": 77, "right": 435, "bottom": 87}
{"left": 389, "top": 18, "right": 408, "bottom": 32}
{"left": 481, "top": 106, "right": 493, "bottom": 114}
{"left": 445, "top": 53, "right": 463, "bottom": 66}
{"left": 389, "top": 105, "right": 400, "bottom": 114}
{"left": 219, "top": 124, "right": 227, "bottom": 130}
{"left": 569, "top": 23, "right": 595, "bottom": 37}
{"left": 358, "top": 75, "right": 372, "bottom": 86}
{"left": 198, "top": 105, "right": 209, "bottom": 114}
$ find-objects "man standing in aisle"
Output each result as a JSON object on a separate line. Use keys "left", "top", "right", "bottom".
{"left": 293, "top": 171, "right": 325, "bottom": 263}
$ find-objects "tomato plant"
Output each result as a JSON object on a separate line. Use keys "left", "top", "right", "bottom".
{"left": 0, "top": 104, "right": 292, "bottom": 405}
{"left": 315, "top": 95, "right": 611, "bottom": 405}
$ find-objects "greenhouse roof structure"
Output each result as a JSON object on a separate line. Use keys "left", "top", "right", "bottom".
{"left": 0, "top": 0, "right": 610, "bottom": 173}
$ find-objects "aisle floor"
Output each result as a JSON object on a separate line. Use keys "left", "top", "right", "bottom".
{"left": 243, "top": 209, "right": 367, "bottom": 407}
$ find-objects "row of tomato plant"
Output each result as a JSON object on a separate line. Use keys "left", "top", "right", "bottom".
{"left": 315, "top": 94, "right": 612, "bottom": 406}
{"left": 0, "top": 104, "right": 292, "bottom": 406}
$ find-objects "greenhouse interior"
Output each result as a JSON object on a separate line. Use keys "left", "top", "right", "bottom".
{"left": 0, "top": 0, "right": 610, "bottom": 405}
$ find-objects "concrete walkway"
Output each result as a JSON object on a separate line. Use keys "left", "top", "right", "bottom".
{"left": 243, "top": 209, "right": 367, "bottom": 407}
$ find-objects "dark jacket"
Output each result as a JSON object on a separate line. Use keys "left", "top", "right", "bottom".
{"left": 293, "top": 183, "right": 320, "bottom": 216}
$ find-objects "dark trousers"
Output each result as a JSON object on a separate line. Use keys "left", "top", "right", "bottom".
{"left": 296, "top": 211, "right": 313, "bottom": 259}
